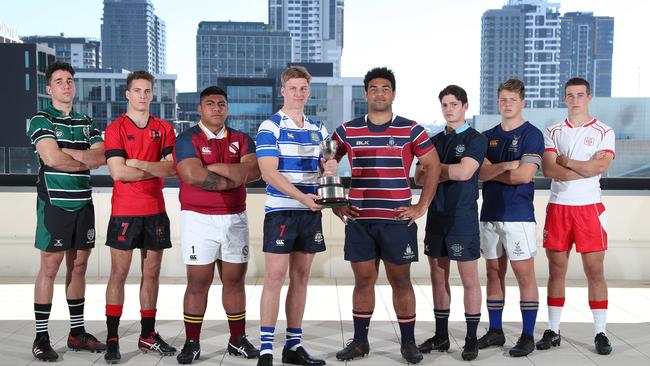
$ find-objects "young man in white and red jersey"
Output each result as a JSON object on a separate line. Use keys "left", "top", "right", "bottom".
{"left": 174, "top": 86, "right": 261, "bottom": 364}
{"left": 538, "top": 77, "right": 615, "bottom": 355}
{"left": 103, "top": 70, "right": 178, "bottom": 363}
{"left": 332, "top": 67, "right": 441, "bottom": 364}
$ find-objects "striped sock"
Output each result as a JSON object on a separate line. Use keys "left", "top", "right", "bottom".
{"left": 105, "top": 304, "right": 123, "bottom": 339}
{"left": 547, "top": 297, "right": 565, "bottom": 333}
{"left": 184, "top": 313, "right": 204, "bottom": 342}
{"left": 589, "top": 300, "right": 608, "bottom": 335}
{"left": 397, "top": 314, "right": 416, "bottom": 343}
{"left": 486, "top": 299, "right": 505, "bottom": 330}
{"left": 140, "top": 309, "right": 157, "bottom": 338}
{"left": 285, "top": 327, "right": 302, "bottom": 351}
{"left": 67, "top": 298, "right": 86, "bottom": 336}
{"left": 260, "top": 326, "right": 275, "bottom": 355}
{"left": 520, "top": 300, "right": 539, "bottom": 337}
{"left": 227, "top": 311, "right": 246, "bottom": 343}
{"left": 465, "top": 313, "right": 481, "bottom": 339}
{"left": 34, "top": 303, "right": 52, "bottom": 339}
{"left": 434, "top": 308, "right": 450, "bottom": 338}
{"left": 352, "top": 310, "right": 372, "bottom": 342}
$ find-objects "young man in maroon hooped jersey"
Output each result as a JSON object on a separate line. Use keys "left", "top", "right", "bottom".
{"left": 173, "top": 86, "right": 261, "bottom": 364}
{"left": 103, "top": 70, "right": 178, "bottom": 363}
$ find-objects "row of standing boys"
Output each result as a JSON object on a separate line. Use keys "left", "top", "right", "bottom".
{"left": 27, "top": 62, "right": 614, "bottom": 365}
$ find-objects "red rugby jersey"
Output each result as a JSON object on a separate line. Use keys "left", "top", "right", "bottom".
{"left": 174, "top": 123, "right": 255, "bottom": 215}
{"left": 104, "top": 114, "right": 176, "bottom": 216}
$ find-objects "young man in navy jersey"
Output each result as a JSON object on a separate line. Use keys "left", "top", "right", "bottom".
{"left": 174, "top": 86, "right": 261, "bottom": 364}
{"left": 255, "top": 66, "right": 337, "bottom": 366}
{"left": 415, "top": 85, "right": 487, "bottom": 361}
{"left": 477, "top": 79, "right": 543, "bottom": 357}
{"left": 332, "top": 67, "right": 441, "bottom": 364}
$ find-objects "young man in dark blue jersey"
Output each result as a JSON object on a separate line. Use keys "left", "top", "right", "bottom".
{"left": 415, "top": 85, "right": 487, "bottom": 361}
{"left": 477, "top": 79, "right": 543, "bottom": 357}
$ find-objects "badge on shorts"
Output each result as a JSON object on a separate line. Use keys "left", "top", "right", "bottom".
{"left": 156, "top": 226, "right": 165, "bottom": 240}
{"left": 314, "top": 231, "right": 324, "bottom": 244}
{"left": 86, "top": 228, "right": 95, "bottom": 242}
{"left": 311, "top": 131, "right": 320, "bottom": 143}
{"left": 242, "top": 245, "right": 249, "bottom": 256}
{"left": 403, "top": 243, "right": 415, "bottom": 260}
{"left": 450, "top": 243, "right": 464, "bottom": 257}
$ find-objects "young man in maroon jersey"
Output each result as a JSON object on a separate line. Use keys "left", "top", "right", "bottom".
{"left": 103, "top": 71, "right": 177, "bottom": 363}
{"left": 174, "top": 86, "right": 261, "bottom": 364}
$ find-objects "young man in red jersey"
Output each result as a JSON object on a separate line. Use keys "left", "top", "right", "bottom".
{"left": 103, "top": 71, "right": 177, "bottom": 363}
{"left": 174, "top": 86, "right": 261, "bottom": 364}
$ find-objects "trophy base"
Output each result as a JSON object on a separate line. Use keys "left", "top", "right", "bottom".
{"left": 315, "top": 197, "right": 349, "bottom": 208}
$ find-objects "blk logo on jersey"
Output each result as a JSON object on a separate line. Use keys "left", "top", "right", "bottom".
{"left": 149, "top": 129, "right": 161, "bottom": 142}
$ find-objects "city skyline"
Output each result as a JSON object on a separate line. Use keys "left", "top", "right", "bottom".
{"left": 3, "top": 0, "right": 649, "bottom": 123}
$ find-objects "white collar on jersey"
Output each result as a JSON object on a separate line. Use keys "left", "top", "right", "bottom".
{"left": 364, "top": 114, "right": 396, "bottom": 124}
{"left": 198, "top": 121, "right": 227, "bottom": 140}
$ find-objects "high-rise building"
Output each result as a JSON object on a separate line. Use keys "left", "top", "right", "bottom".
{"left": 196, "top": 21, "right": 291, "bottom": 90}
{"left": 480, "top": 0, "right": 561, "bottom": 114}
{"left": 268, "top": 0, "right": 344, "bottom": 76}
{"left": 559, "top": 12, "right": 614, "bottom": 102}
{"left": 73, "top": 69, "right": 177, "bottom": 131}
{"left": 0, "top": 22, "right": 21, "bottom": 44}
{"left": 21, "top": 35, "right": 101, "bottom": 69}
{"left": 101, "top": 0, "right": 166, "bottom": 73}
{"left": 0, "top": 43, "right": 54, "bottom": 173}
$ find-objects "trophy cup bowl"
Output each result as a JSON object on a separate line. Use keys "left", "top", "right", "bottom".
{"left": 315, "top": 139, "right": 348, "bottom": 207}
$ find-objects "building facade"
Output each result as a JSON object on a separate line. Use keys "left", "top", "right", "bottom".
{"left": 101, "top": 0, "right": 166, "bottom": 74}
{"left": 268, "top": 0, "right": 344, "bottom": 76}
{"left": 196, "top": 21, "right": 291, "bottom": 90}
{"left": 21, "top": 35, "right": 101, "bottom": 69}
{"left": 73, "top": 70, "right": 177, "bottom": 131}
{"left": 0, "top": 22, "right": 21, "bottom": 44}
{"left": 559, "top": 12, "right": 614, "bottom": 102}
{"left": 0, "top": 43, "right": 54, "bottom": 173}
{"left": 481, "top": 0, "right": 561, "bottom": 114}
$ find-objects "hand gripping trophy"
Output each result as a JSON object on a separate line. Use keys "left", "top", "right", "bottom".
{"left": 315, "top": 139, "right": 348, "bottom": 207}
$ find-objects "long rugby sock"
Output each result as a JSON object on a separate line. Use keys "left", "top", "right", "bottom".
{"left": 140, "top": 309, "right": 157, "bottom": 337}
{"left": 520, "top": 300, "right": 539, "bottom": 337}
{"left": 35, "top": 303, "right": 52, "bottom": 339}
{"left": 259, "top": 326, "right": 275, "bottom": 355}
{"left": 67, "top": 298, "right": 86, "bottom": 336}
{"left": 434, "top": 308, "right": 450, "bottom": 338}
{"left": 105, "top": 304, "right": 123, "bottom": 339}
{"left": 397, "top": 314, "right": 416, "bottom": 343}
{"left": 227, "top": 311, "right": 246, "bottom": 343}
{"left": 285, "top": 327, "right": 302, "bottom": 351}
{"left": 183, "top": 312, "right": 204, "bottom": 342}
{"left": 465, "top": 313, "right": 481, "bottom": 339}
{"left": 486, "top": 299, "right": 504, "bottom": 330}
{"left": 352, "top": 310, "right": 372, "bottom": 342}
{"left": 547, "top": 297, "right": 564, "bottom": 333}
{"left": 589, "top": 300, "right": 608, "bottom": 335}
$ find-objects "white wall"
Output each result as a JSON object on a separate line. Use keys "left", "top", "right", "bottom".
{"left": 1, "top": 189, "right": 649, "bottom": 280}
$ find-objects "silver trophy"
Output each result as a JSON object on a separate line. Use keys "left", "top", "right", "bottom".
{"left": 315, "top": 139, "right": 348, "bottom": 207}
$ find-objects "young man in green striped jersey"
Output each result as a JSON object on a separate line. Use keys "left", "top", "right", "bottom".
{"left": 27, "top": 61, "right": 107, "bottom": 362}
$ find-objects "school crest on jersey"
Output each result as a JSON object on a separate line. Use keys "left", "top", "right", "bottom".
{"left": 455, "top": 144, "right": 466, "bottom": 157}
{"left": 584, "top": 136, "right": 595, "bottom": 146}
{"left": 229, "top": 141, "right": 240, "bottom": 155}
{"left": 149, "top": 129, "right": 161, "bottom": 142}
{"left": 310, "top": 131, "right": 320, "bottom": 143}
{"left": 508, "top": 136, "right": 520, "bottom": 152}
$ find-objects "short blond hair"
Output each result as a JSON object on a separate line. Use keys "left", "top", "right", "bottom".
{"left": 281, "top": 66, "right": 311, "bottom": 85}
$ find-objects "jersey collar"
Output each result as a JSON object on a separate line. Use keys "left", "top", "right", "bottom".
{"left": 445, "top": 122, "right": 470, "bottom": 135}
{"left": 564, "top": 118, "right": 596, "bottom": 128}
{"left": 198, "top": 121, "right": 227, "bottom": 140}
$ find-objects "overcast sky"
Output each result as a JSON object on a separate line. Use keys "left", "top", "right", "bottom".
{"left": 3, "top": 0, "right": 649, "bottom": 123}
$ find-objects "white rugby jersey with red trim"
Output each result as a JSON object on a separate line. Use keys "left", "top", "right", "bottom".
{"left": 543, "top": 118, "right": 615, "bottom": 205}
{"left": 332, "top": 115, "right": 433, "bottom": 221}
